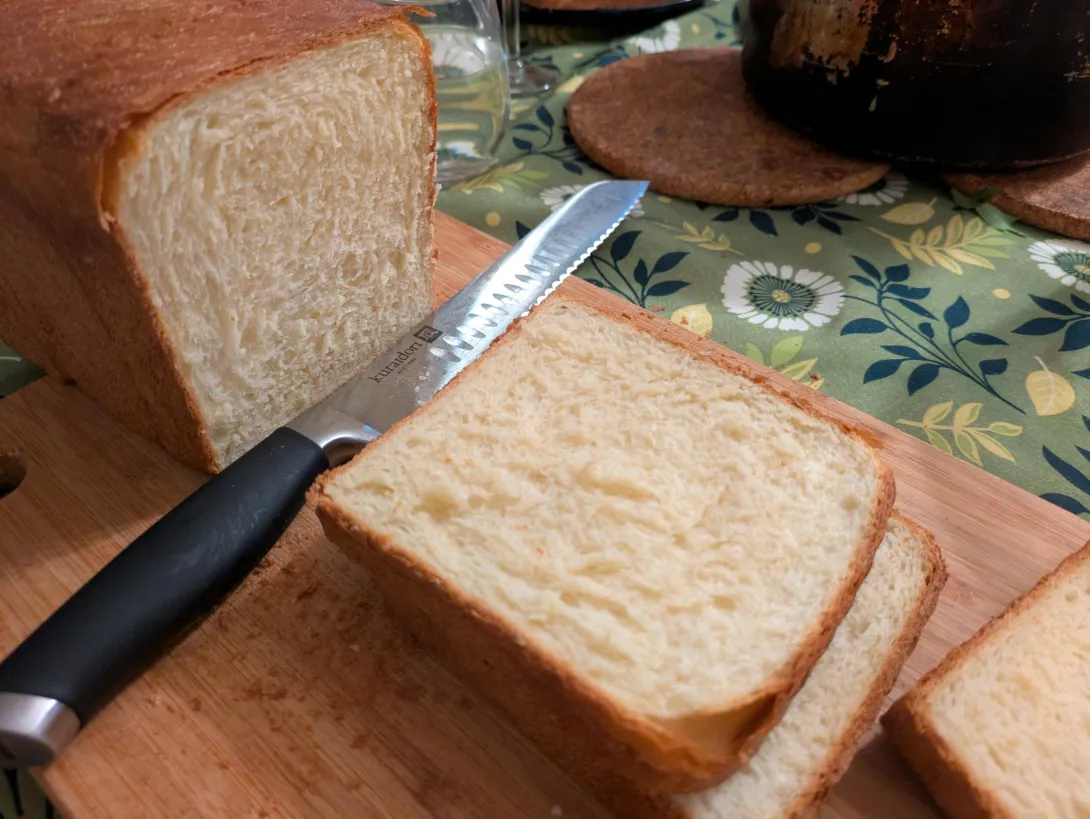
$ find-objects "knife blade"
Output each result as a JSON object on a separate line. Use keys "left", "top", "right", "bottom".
{"left": 0, "top": 179, "right": 648, "bottom": 768}
{"left": 286, "top": 178, "right": 649, "bottom": 457}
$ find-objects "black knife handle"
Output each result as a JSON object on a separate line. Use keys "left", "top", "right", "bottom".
{"left": 0, "top": 427, "right": 328, "bottom": 726}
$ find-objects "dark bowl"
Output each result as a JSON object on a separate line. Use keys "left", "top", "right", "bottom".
{"left": 740, "top": 0, "right": 1090, "bottom": 170}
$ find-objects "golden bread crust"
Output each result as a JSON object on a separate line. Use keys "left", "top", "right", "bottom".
{"left": 586, "top": 512, "right": 946, "bottom": 819}
{"left": 311, "top": 294, "right": 896, "bottom": 795}
{"left": 883, "top": 541, "right": 1090, "bottom": 819}
{"left": 780, "top": 511, "right": 946, "bottom": 818}
{"left": 0, "top": 0, "right": 436, "bottom": 472}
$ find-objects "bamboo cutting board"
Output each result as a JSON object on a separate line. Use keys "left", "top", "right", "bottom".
{"left": 1, "top": 213, "right": 1088, "bottom": 819}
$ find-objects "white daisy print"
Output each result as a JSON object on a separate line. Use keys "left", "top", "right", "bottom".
{"left": 838, "top": 171, "right": 909, "bottom": 206}
{"left": 629, "top": 20, "right": 681, "bottom": 54}
{"left": 540, "top": 184, "right": 644, "bottom": 217}
{"left": 721, "top": 261, "right": 844, "bottom": 331}
{"left": 1028, "top": 239, "right": 1090, "bottom": 294}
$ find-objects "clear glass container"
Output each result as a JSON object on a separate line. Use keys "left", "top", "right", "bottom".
{"left": 380, "top": 0, "right": 511, "bottom": 183}
{"left": 500, "top": 0, "right": 559, "bottom": 96}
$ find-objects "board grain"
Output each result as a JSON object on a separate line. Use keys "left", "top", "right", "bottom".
{"left": 1, "top": 212, "right": 1088, "bottom": 819}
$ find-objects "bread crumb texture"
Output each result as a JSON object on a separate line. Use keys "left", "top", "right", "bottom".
{"left": 925, "top": 556, "right": 1090, "bottom": 819}
{"left": 326, "top": 300, "right": 881, "bottom": 719}
{"left": 677, "top": 518, "right": 932, "bottom": 817}
{"left": 117, "top": 31, "right": 434, "bottom": 465}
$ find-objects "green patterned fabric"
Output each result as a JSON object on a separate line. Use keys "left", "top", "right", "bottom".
{"left": 1, "top": 1, "right": 1089, "bottom": 812}
{"left": 435, "top": 1, "right": 1090, "bottom": 520}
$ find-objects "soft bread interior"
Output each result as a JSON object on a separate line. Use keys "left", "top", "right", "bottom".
{"left": 322, "top": 299, "right": 885, "bottom": 725}
{"left": 922, "top": 555, "right": 1090, "bottom": 818}
{"left": 676, "top": 515, "right": 938, "bottom": 818}
{"left": 113, "top": 29, "right": 435, "bottom": 467}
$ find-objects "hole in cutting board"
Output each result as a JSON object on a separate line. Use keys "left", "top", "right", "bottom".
{"left": 0, "top": 452, "right": 27, "bottom": 501}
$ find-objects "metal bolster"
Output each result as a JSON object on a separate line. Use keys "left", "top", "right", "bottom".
{"left": 0, "top": 693, "right": 80, "bottom": 768}
{"left": 286, "top": 405, "right": 381, "bottom": 467}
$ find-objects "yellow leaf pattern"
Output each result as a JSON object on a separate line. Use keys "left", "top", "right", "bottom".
{"left": 779, "top": 358, "right": 820, "bottom": 386}
{"left": 674, "top": 222, "right": 735, "bottom": 252}
{"left": 923, "top": 401, "right": 954, "bottom": 426}
{"left": 925, "top": 428, "right": 954, "bottom": 456}
{"left": 870, "top": 216, "right": 1015, "bottom": 274}
{"left": 880, "top": 201, "right": 936, "bottom": 226}
{"left": 449, "top": 161, "right": 548, "bottom": 194}
{"left": 741, "top": 336, "right": 824, "bottom": 390}
{"left": 1025, "top": 358, "right": 1076, "bottom": 417}
{"left": 670, "top": 304, "right": 714, "bottom": 338}
{"left": 898, "top": 402, "right": 1023, "bottom": 465}
{"left": 955, "top": 430, "right": 981, "bottom": 464}
{"left": 555, "top": 74, "right": 586, "bottom": 94}
{"left": 770, "top": 336, "right": 804, "bottom": 368}
{"left": 952, "top": 402, "right": 982, "bottom": 428}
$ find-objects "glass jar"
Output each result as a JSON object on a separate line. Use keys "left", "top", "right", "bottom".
{"left": 381, "top": 0, "right": 511, "bottom": 183}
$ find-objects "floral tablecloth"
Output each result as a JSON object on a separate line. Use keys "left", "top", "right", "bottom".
{"left": 436, "top": 2, "right": 1090, "bottom": 521}
{"left": 3, "top": 0, "right": 1090, "bottom": 814}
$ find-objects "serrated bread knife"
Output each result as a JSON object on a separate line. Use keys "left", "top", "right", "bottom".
{"left": 0, "top": 179, "right": 649, "bottom": 768}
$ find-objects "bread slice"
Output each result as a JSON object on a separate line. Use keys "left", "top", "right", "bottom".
{"left": 596, "top": 512, "right": 945, "bottom": 818}
{"left": 884, "top": 543, "right": 1090, "bottom": 819}
{"left": 311, "top": 296, "right": 895, "bottom": 794}
{"left": 0, "top": 0, "right": 436, "bottom": 471}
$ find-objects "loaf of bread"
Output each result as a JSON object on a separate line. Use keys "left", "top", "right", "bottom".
{"left": 0, "top": 0, "right": 437, "bottom": 471}
{"left": 884, "top": 544, "right": 1090, "bottom": 819}
{"left": 598, "top": 512, "right": 944, "bottom": 818}
{"left": 312, "top": 296, "right": 895, "bottom": 794}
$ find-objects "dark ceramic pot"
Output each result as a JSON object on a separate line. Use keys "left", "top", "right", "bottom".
{"left": 740, "top": 0, "right": 1090, "bottom": 170}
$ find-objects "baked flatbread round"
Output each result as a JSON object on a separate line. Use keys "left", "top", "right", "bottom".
{"left": 567, "top": 49, "right": 890, "bottom": 206}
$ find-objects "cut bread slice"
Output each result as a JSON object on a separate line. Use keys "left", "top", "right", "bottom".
{"left": 0, "top": 0, "right": 436, "bottom": 471}
{"left": 312, "top": 296, "right": 895, "bottom": 794}
{"left": 596, "top": 511, "right": 945, "bottom": 818}
{"left": 884, "top": 543, "right": 1090, "bottom": 819}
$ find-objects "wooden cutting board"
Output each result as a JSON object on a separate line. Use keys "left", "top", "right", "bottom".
{"left": 1, "top": 213, "right": 1088, "bottom": 819}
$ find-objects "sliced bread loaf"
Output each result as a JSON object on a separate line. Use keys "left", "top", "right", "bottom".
{"left": 0, "top": 0, "right": 436, "bottom": 471}
{"left": 884, "top": 543, "right": 1090, "bottom": 819}
{"left": 312, "top": 296, "right": 895, "bottom": 794}
{"left": 602, "top": 512, "right": 944, "bottom": 819}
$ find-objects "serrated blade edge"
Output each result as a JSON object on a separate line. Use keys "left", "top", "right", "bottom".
{"left": 288, "top": 179, "right": 649, "bottom": 461}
